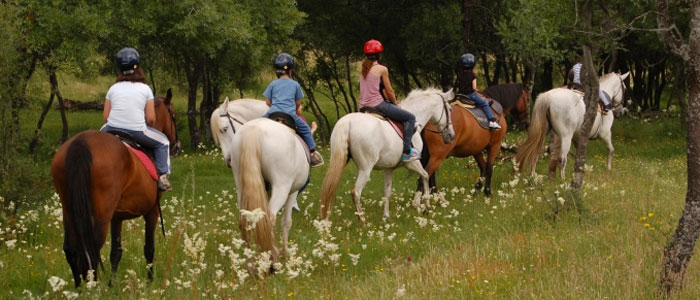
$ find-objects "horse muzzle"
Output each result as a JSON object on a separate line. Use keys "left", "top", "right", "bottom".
{"left": 170, "top": 141, "right": 182, "bottom": 157}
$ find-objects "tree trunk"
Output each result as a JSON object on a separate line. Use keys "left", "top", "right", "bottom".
{"left": 49, "top": 69, "right": 69, "bottom": 143}
{"left": 461, "top": 0, "right": 474, "bottom": 51}
{"left": 656, "top": 0, "right": 700, "bottom": 296}
{"left": 184, "top": 63, "right": 201, "bottom": 150}
{"left": 570, "top": 0, "right": 598, "bottom": 194}
{"left": 344, "top": 55, "right": 358, "bottom": 112}
{"left": 29, "top": 90, "right": 56, "bottom": 154}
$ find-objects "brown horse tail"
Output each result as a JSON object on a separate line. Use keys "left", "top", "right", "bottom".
{"left": 238, "top": 126, "right": 277, "bottom": 258}
{"left": 64, "top": 137, "right": 102, "bottom": 279}
{"left": 515, "top": 92, "right": 551, "bottom": 175}
{"left": 319, "top": 119, "right": 351, "bottom": 220}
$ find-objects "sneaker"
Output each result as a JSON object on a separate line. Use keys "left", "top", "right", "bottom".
{"left": 603, "top": 103, "right": 613, "bottom": 111}
{"left": 158, "top": 174, "right": 172, "bottom": 192}
{"left": 401, "top": 148, "right": 420, "bottom": 162}
{"left": 488, "top": 121, "right": 502, "bottom": 130}
{"left": 310, "top": 151, "right": 324, "bottom": 167}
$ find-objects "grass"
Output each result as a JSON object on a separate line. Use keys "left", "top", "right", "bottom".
{"left": 0, "top": 75, "right": 695, "bottom": 299}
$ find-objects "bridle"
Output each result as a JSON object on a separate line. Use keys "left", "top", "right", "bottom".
{"left": 612, "top": 75, "right": 627, "bottom": 110}
{"left": 219, "top": 109, "right": 246, "bottom": 135}
{"left": 165, "top": 103, "right": 179, "bottom": 143}
{"left": 424, "top": 94, "right": 453, "bottom": 135}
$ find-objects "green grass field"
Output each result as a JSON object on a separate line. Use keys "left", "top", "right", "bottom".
{"left": 0, "top": 75, "right": 694, "bottom": 299}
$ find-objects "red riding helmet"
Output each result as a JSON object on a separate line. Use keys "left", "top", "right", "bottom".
{"left": 363, "top": 39, "right": 384, "bottom": 55}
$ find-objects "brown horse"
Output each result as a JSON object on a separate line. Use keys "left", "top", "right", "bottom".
{"left": 50, "top": 89, "right": 179, "bottom": 287}
{"left": 420, "top": 84, "right": 530, "bottom": 195}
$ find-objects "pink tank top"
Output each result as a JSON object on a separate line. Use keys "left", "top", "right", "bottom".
{"left": 359, "top": 73, "right": 384, "bottom": 108}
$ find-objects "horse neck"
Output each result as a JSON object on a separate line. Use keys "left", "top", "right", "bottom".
{"left": 400, "top": 96, "right": 439, "bottom": 128}
{"left": 599, "top": 75, "right": 620, "bottom": 103}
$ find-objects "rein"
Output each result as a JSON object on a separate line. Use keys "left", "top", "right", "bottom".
{"left": 220, "top": 110, "right": 247, "bottom": 134}
{"left": 423, "top": 94, "right": 453, "bottom": 135}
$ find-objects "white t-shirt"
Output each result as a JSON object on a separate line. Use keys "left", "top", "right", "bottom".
{"left": 572, "top": 63, "right": 583, "bottom": 85}
{"left": 105, "top": 81, "right": 154, "bottom": 131}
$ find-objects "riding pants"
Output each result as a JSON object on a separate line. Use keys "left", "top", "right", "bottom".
{"left": 374, "top": 101, "right": 416, "bottom": 155}
{"left": 468, "top": 92, "right": 496, "bottom": 121}
{"left": 599, "top": 90, "right": 611, "bottom": 106}
{"left": 101, "top": 124, "right": 171, "bottom": 175}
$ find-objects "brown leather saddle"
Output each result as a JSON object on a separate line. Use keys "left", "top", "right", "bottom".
{"left": 450, "top": 93, "right": 503, "bottom": 130}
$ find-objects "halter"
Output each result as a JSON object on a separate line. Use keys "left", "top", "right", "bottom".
{"left": 165, "top": 103, "right": 179, "bottom": 143}
{"left": 611, "top": 74, "right": 627, "bottom": 110}
{"left": 424, "top": 94, "right": 453, "bottom": 135}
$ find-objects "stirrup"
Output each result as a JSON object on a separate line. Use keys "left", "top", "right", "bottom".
{"left": 310, "top": 151, "right": 324, "bottom": 167}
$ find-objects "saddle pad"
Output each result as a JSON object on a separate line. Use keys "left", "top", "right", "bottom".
{"left": 364, "top": 113, "right": 404, "bottom": 139}
{"left": 295, "top": 135, "right": 311, "bottom": 164}
{"left": 455, "top": 99, "right": 504, "bottom": 130}
{"left": 571, "top": 89, "right": 607, "bottom": 115}
{"left": 124, "top": 143, "right": 158, "bottom": 180}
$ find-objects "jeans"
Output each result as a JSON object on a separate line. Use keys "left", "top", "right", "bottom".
{"left": 375, "top": 101, "right": 416, "bottom": 154}
{"left": 101, "top": 125, "right": 170, "bottom": 174}
{"left": 264, "top": 111, "right": 316, "bottom": 152}
{"left": 599, "top": 90, "right": 611, "bottom": 106}
{"left": 468, "top": 92, "right": 496, "bottom": 121}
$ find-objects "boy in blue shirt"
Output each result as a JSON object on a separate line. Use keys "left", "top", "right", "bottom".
{"left": 263, "top": 53, "right": 324, "bottom": 167}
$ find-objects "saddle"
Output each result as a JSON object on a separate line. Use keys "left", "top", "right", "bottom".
{"left": 568, "top": 88, "right": 609, "bottom": 115}
{"left": 450, "top": 93, "right": 504, "bottom": 130}
{"left": 358, "top": 106, "right": 409, "bottom": 139}
{"left": 106, "top": 130, "right": 158, "bottom": 180}
{"left": 267, "top": 112, "right": 311, "bottom": 163}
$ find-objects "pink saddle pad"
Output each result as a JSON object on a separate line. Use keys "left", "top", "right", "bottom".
{"left": 124, "top": 144, "right": 158, "bottom": 180}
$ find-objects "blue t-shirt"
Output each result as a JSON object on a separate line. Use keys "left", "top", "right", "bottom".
{"left": 263, "top": 78, "right": 304, "bottom": 115}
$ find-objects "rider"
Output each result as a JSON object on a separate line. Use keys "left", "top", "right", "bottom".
{"left": 263, "top": 53, "right": 324, "bottom": 167}
{"left": 567, "top": 49, "right": 613, "bottom": 112}
{"left": 101, "top": 47, "right": 172, "bottom": 191}
{"left": 359, "top": 39, "right": 420, "bottom": 162}
{"left": 454, "top": 53, "right": 501, "bottom": 130}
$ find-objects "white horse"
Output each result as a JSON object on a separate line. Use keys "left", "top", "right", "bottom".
{"left": 319, "top": 88, "right": 456, "bottom": 224}
{"left": 211, "top": 97, "right": 268, "bottom": 135}
{"left": 211, "top": 100, "right": 309, "bottom": 262}
{"left": 516, "top": 72, "right": 630, "bottom": 178}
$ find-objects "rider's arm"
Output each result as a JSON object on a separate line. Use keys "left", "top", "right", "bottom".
{"left": 295, "top": 99, "right": 302, "bottom": 115}
{"left": 266, "top": 98, "right": 272, "bottom": 107}
{"left": 145, "top": 99, "right": 156, "bottom": 127}
{"left": 472, "top": 77, "right": 479, "bottom": 92}
{"left": 103, "top": 99, "right": 111, "bottom": 122}
{"left": 381, "top": 67, "right": 398, "bottom": 104}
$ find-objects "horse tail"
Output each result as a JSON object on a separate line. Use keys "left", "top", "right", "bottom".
{"left": 320, "top": 119, "right": 350, "bottom": 220}
{"left": 515, "top": 92, "right": 551, "bottom": 174}
{"left": 64, "top": 137, "right": 101, "bottom": 278}
{"left": 238, "top": 126, "right": 277, "bottom": 256}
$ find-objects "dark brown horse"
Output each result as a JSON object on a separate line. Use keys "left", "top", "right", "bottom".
{"left": 50, "top": 89, "right": 179, "bottom": 287}
{"left": 420, "top": 83, "right": 530, "bottom": 195}
{"left": 484, "top": 83, "right": 530, "bottom": 130}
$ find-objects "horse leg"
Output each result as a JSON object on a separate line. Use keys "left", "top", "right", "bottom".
{"left": 109, "top": 219, "right": 124, "bottom": 287}
{"left": 548, "top": 134, "right": 562, "bottom": 178}
{"left": 382, "top": 170, "right": 394, "bottom": 220}
{"left": 63, "top": 231, "right": 82, "bottom": 287}
{"left": 483, "top": 143, "right": 501, "bottom": 196}
{"left": 559, "top": 134, "right": 574, "bottom": 179}
{"left": 144, "top": 208, "right": 159, "bottom": 281}
{"left": 280, "top": 192, "right": 296, "bottom": 258}
{"left": 473, "top": 154, "right": 487, "bottom": 191}
{"left": 351, "top": 169, "right": 371, "bottom": 225}
{"left": 600, "top": 131, "right": 615, "bottom": 171}
{"left": 404, "top": 160, "right": 431, "bottom": 212}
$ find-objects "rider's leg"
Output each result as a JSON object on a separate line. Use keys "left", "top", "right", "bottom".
{"left": 599, "top": 90, "right": 613, "bottom": 111}
{"left": 469, "top": 92, "right": 500, "bottom": 129}
{"left": 294, "top": 115, "right": 323, "bottom": 167}
{"left": 375, "top": 102, "right": 416, "bottom": 155}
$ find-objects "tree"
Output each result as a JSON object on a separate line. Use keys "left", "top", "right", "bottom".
{"left": 655, "top": 0, "right": 700, "bottom": 296}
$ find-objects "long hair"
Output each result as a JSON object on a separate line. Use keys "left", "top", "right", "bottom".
{"left": 116, "top": 67, "right": 146, "bottom": 83}
{"left": 361, "top": 57, "right": 378, "bottom": 79}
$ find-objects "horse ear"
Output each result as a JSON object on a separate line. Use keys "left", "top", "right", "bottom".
{"left": 620, "top": 71, "right": 630, "bottom": 81}
{"left": 164, "top": 88, "right": 172, "bottom": 105}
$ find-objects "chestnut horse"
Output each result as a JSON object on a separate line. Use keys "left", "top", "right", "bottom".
{"left": 51, "top": 89, "right": 179, "bottom": 287}
{"left": 419, "top": 84, "right": 529, "bottom": 196}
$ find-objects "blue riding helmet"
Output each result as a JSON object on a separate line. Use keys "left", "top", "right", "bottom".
{"left": 458, "top": 53, "right": 476, "bottom": 70}
{"left": 116, "top": 47, "right": 140, "bottom": 74}
{"left": 273, "top": 53, "right": 294, "bottom": 71}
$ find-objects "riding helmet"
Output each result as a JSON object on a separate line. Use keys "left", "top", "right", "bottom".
{"left": 273, "top": 53, "right": 295, "bottom": 71}
{"left": 459, "top": 53, "right": 476, "bottom": 70}
{"left": 116, "top": 47, "right": 140, "bottom": 74}
{"left": 364, "top": 39, "right": 384, "bottom": 56}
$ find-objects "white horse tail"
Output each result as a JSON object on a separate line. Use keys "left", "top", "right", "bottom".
{"left": 515, "top": 92, "right": 551, "bottom": 174}
{"left": 238, "top": 126, "right": 277, "bottom": 256}
{"left": 320, "top": 119, "right": 350, "bottom": 220}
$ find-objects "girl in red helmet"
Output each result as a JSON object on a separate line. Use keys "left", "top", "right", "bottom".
{"left": 359, "top": 39, "right": 419, "bottom": 162}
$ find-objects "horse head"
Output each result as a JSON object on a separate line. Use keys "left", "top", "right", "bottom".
{"left": 211, "top": 98, "right": 235, "bottom": 167}
{"left": 514, "top": 85, "right": 531, "bottom": 130}
{"left": 403, "top": 87, "right": 455, "bottom": 144}
{"left": 154, "top": 88, "right": 181, "bottom": 156}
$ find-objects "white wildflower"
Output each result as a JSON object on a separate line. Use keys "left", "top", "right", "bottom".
{"left": 240, "top": 208, "right": 266, "bottom": 230}
{"left": 348, "top": 253, "right": 360, "bottom": 266}
{"left": 5, "top": 239, "right": 16, "bottom": 250}
{"left": 557, "top": 197, "right": 565, "bottom": 205}
{"left": 396, "top": 284, "right": 406, "bottom": 298}
{"left": 62, "top": 291, "right": 79, "bottom": 300}
{"left": 48, "top": 276, "right": 67, "bottom": 292}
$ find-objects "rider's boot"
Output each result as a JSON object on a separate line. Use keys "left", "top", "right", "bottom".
{"left": 158, "top": 174, "right": 172, "bottom": 192}
{"left": 310, "top": 150, "right": 324, "bottom": 167}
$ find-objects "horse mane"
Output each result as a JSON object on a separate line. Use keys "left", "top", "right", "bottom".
{"left": 404, "top": 87, "right": 445, "bottom": 102}
{"left": 210, "top": 107, "right": 223, "bottom": 146}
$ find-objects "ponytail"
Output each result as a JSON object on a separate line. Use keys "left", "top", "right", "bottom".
{"left": 361, "top": 58, "right": 375, "bottom": 79}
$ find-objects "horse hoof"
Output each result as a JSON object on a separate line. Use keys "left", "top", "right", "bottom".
{"left": 484, "top": 188, "right": 491, "bottom": 196}
{"left": 474, "top": 182, "right": 483, "bottom": 191}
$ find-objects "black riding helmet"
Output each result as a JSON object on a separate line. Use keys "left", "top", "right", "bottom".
{"left": 116, "top": 47, "right": 140, "bottom": 75}
{"left": 458, "top": 53, "right": 476, "bottom": 70}
{"left": 273, "top": 53, "right": 294, "bottom": 71}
